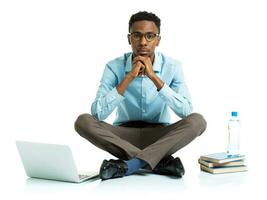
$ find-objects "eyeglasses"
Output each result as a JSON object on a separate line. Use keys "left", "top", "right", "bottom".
{"left": 129, "top": 32, "right": 159, "bottom": 42}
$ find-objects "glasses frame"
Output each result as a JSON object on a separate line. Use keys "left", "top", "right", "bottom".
{"left": 128, "top": 32, "right": 160, "bottom": 42}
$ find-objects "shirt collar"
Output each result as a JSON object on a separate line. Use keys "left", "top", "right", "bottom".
{"left": 125, "top": 52, "right": 162, "bottom": 73}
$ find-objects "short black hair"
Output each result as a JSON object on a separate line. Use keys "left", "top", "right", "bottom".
{"left": 129, "top": 11, "right": 161, "bottom": 34}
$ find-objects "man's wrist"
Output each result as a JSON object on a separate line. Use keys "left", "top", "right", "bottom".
{"left": 126, "top": 72, "right": 135, "bottom": 80}
{"left": 148, "top": 72, "right": 157, "bottom": 79}
{"left": 116, "top": 73, "right": 135, "bottom": 95}
{"left": 149, "top": 74, "right": 164, "bottom": 91}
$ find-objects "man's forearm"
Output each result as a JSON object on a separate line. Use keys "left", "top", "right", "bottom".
{"left": 116, "top": 73, "right": 164, "bottom": 95}
{"left": 149, "top": 74, "right": 164, "bottom": 91}
{"left": 116, "top": 73, "right": 135, "bottom": 95}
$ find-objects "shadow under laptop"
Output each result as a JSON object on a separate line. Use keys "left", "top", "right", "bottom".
{"left": 24, "top": 176, "right": 101, "bottom": 196}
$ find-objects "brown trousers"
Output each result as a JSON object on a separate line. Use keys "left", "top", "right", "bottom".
{"left": 74, "top": 113, "right": 207, "bottom": 169}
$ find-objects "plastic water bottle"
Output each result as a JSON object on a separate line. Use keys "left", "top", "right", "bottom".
{"left": 227, "top": 111, "right": 240, "bottom": 155}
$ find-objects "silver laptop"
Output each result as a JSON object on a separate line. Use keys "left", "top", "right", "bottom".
{"left": 16, "top": 141, "right": 99, "bottom": 183}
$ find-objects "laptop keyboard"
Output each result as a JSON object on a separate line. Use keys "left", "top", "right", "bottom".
{"left": 79, "top": 174, "right": 89, "bottom": 179}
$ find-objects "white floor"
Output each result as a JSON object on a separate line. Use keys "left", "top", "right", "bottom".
{"left": 21, "top": 171, "right": 249, "bottom": 199}
{"left": 2, "top": 117, "right": 265, "bottom": 200}
{"left": 3, "top": 154, "right": 263, "bottom": 200}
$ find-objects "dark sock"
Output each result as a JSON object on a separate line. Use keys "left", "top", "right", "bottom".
{"left": 124, "top": 158, "right": 147, "bottom": 175}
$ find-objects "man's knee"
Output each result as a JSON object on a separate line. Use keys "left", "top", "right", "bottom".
{"left": 186, "top": 113, "right": 207, "bottom": 136}
{"left": 74, "top": 113, "right": 96, "bottom": 136}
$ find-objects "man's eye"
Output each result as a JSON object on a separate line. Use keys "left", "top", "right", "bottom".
{"left": 146, "top": 34, "right": 155, "bottom": 39}
{"left": 133, "top": 33, "right": 141, "bottom": 38}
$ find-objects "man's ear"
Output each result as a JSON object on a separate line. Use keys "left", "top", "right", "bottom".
{"left": 127, "top": 34, "right": 131, "bottom": 45}
{"left": 156, "top": 36, "right": 161, "bottom": 46}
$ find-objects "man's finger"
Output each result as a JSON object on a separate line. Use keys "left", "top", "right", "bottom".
{"left": 135, "top": 60, "right": 146, "bottom": 66}
{"left": 134, "top": 56, "right": 146, "bottom": 61}
{"left": 133, "top": 60, "right": 145, "bottom": 68}
{"left": 133, "top": 56, "right": 146, "bottom": 63}
{"left": 133, "top": 57, "right": 142, "bottom": 63}
{"left": 140, "top": 64, "right": 145, "bottom": 70}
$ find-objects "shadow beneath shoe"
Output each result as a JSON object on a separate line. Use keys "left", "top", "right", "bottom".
{"left": 135, "top": 169, "right": 184, "bottom": 179}
{"left": 95, "top": 170, "right": 187, "bottom": 196}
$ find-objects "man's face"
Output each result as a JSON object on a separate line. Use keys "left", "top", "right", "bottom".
{"left": 128, "top": 20, "right": 161, "bottom": 59}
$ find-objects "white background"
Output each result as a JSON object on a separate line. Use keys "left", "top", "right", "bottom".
{"left": 1, "top": 0, "right": 267, "bottom": 199}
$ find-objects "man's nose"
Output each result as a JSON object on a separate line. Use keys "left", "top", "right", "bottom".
{"left": 140, "top": 35, "right": 147, "bottom": 45}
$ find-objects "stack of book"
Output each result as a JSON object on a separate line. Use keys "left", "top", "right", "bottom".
{"left": 199, "top": 152, "right": 247, "bottom": 174}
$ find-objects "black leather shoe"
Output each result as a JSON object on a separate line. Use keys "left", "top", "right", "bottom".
{"left": 99, "top": 159, "right": 128, "bottom": 180}
{"left": 153, "top": 155, "right": 185, "bottom": 177}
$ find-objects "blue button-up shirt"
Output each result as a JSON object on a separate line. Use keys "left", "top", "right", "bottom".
{"left": 91, "top": 52, "right": 193, "bottom": 126}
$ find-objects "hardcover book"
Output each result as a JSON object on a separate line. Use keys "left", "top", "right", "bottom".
{"left": 200, "top": 164, "right": 247, "bottom": 174}
{"left": 198, "top": 158, "right": 245, "bottom": 168}
{"left": 200, "top": 152, "right": 245, "bottom": 164}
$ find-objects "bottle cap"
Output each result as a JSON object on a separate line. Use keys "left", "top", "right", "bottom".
{"left": 231, "top": 111, "right": 238, "bottom": 117}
